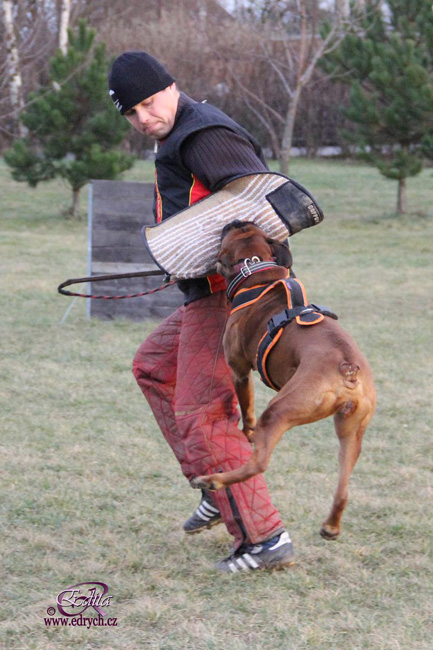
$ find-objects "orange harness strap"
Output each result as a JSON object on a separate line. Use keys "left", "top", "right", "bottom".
{"left": 230, "top": 276, "right": 337, "bottom": 391}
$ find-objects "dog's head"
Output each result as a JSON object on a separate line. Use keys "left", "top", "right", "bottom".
{"left": 216, "top": 220, "right": 292, "bottom": 278}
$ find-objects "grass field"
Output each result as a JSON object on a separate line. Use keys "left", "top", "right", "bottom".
{"left": 1, "top": 157, "right": 432, "bottom": 650}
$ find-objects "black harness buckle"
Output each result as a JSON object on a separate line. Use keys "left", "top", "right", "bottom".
{"left": 267, "top": 306, "right": 311, "bottom": 337}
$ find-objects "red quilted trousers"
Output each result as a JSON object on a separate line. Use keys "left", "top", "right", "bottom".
{"left": 132, "top": 291, "right": 284, "bottom": 549}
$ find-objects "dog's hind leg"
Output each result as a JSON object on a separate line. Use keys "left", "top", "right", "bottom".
{"left": 320, "top": 407, "right": 372, "bottom": 540}
{"left": 191, "top": 370, "right": 330, "bottom": 491}
{"left": 190, "top": 410, "right": 290, "bottom": 491}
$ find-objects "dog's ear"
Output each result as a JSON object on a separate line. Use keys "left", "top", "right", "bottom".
{"left": 216, "top": 258, "right": 225, "bottom": 275}
{"left": 267, "top": 238, "right": 292, "bottom": 268}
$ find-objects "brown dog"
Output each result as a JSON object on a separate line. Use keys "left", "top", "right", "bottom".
{"left": 192, "top": 221, "right": 376, "bottom": 540}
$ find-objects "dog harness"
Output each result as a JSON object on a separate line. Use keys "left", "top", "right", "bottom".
{"left": 229, "top": 265, "right": 338, "bottom": 391}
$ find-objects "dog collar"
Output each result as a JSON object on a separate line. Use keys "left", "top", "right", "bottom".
{"left": 226, "top": 259, "right": 278, "bottom": 301}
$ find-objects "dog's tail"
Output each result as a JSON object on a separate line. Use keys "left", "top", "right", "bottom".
{"left": 339, "top": 361, "right": 360, "bottom": 388}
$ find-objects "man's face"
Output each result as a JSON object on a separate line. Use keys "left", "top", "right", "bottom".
{"left": 124, "top": 83, "right": 179, "bottom": 140}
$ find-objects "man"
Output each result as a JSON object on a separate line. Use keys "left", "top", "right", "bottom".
{"left": 108, "top": 51, "right": 295, "bottom": 573}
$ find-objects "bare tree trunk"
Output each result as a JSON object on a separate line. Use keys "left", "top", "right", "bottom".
{"left": 336, "top": 0, "right": 350, "bottom": 18}
{"left": 72, "top": 188, "right": 81, "bottom": 219}
{"left": 59, "top": 0, "right": 71, "bottom": 54}
{"left": 397, "top": 178, "right": 406, "bottom": 214}
{"left": 205, "top": 0, "right": 352, "bottom": 171}
{"left": 279, "top": 85, "right": 302, "bottom": 175}
{"left": 279, "top": 0, "right": 341, "bottom": 174}
{"left": 2, "top": 0, "right": 28, "bottom": 137}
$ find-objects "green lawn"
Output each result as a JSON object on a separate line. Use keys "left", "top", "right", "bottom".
{"left": 1, "top": 157, "right": 432, "bottom": 649}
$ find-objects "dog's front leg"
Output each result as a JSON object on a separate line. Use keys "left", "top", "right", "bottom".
{"left": 233, "top": 370, "right": 256, "bottom": 441}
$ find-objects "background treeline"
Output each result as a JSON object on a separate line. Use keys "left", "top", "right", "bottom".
{"left": 1, "top": 0, "right": 432, "bottom": 214}
{"left": 0, "top": 0, "right": 352, "bottom": 157}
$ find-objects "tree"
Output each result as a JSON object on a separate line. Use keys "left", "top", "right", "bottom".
{"left": 422, "top": 133, "right": 433, "bottom": 162}
{"left": 208, "top": 0, "right": 355, "bottom": 174}
{"left": 0, "top": 0, "right": 71, "bottom": 148}
{"left": 59, "top": 0, "right": 71, "bottom": 55}
{"left": 4, "top": 20, "right": 134, "bottom": 218}
{"left": 323, "top": 0, "right": 433, "bottom": 213}
{"left": 2, "top": 0, "right": 27, "bottom": 137}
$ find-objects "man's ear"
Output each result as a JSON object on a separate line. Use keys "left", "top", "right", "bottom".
{"left": 267, "top": 238, "right": 292, "bottom": 268}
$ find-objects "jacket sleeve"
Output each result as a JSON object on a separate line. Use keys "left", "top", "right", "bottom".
{"left": 180, "top": 126, "right": 269, "bottom": 192}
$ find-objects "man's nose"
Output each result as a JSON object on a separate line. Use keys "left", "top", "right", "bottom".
{"left": 136, "top": 106, "right": 150, "bottom": 124}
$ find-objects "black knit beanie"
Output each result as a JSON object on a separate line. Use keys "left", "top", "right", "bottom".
{"left": 108, "top": 51, "right": 175, "bottom": 115}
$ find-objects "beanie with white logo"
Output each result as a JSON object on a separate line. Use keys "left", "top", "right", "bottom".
{"left": 108, "top": 51, "right": 175, "bottom": 115}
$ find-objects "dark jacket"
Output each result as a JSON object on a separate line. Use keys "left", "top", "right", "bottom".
{"left": 154, "top": 93, "right": 267, "bottom": 304}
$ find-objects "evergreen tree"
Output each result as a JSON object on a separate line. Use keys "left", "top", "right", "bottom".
{"left": 5, "top": 20, "right": 135, "bottom": 218}
{"left": 322, "top": 0, "right": 433, "bottom": 213}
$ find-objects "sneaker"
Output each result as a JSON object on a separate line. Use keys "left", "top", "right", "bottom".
{"left": 183, "top": 491, "right": 222, "bottom": 534}
{"left": 216, "top": 530, "right": 295, "bottom": 573}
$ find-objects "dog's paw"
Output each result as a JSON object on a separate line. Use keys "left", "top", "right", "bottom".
{"left": 320, "top": 524, "right": 340, "bottom": 541}
{"left": 243, "top": 426, "right": 255, "bottom": 442}
{"left": 190, "top": 476, "right": 207, "bottom": 489}
{"left": 190, "top": 475, "right": 222, "bottom": 491}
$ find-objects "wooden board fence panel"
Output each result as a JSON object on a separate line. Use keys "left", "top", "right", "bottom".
{"left": 88, "top": 180, "right": 183, "bottom": 321}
